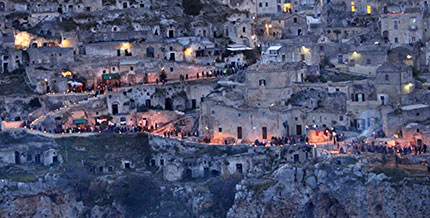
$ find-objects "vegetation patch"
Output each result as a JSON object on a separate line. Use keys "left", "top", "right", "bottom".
{"left": 371, "top": 167, "right": 409, "bottom": 183}
{"left": 207, "top": 174, "right": 242, "bottom": 217}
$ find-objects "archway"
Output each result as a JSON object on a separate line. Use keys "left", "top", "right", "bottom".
{"left": 165, "top": 98, "right": 173, "bottom": 110}
{"left": 146, "top": 47, "right": 154, "bottom": 58}
{"left": 0, "top": 2, "right": 5, "bottom": 12}
{"left": 185, "top": 169, "right": 192, "bottom": 179}
{"left": 112, "top": 102, "right": 119, "bottom": 115}
{"left": 382, "top": 31, "right": 389, "bottom": 41}
{"left": 127, "top": 73, "right": 136, "bottom": 85}
{"left": 15, "top": 151, "right": 20, "bottom": 164}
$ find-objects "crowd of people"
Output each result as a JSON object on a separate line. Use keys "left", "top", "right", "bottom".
{"left": 341, "top": 142, "right": 428, "bottom": 156}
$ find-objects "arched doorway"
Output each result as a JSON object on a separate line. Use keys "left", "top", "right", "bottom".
{"left": 382, "top": 31, "right": 389, "bottom": 41}
{"left": 146, "top": 47, "right": 154, "bottom": 58}
{"left": 112, "top": 102, "right": 119, "bottom": 115}
{"left": 145, "top": 99, "right": 151, "bottom": 108}
{"left": 0, "top": 2, "right": 5, "bottom": 12}
{"left": 21, "top": 51, "right": 29, "bottom": 65}
{"left": 127, "top": 73, "right": 136, "bottom": 85}
{"left": 15, "top": 151, "right": 21, "bottom": 164}
{"left": 185, "top": 169, "right": 192, "bottom": 179}
{"left": 165, "top": 98, "right": 172, "bottom": 110}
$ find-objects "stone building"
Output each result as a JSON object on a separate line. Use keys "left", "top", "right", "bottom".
{"left": 375, "top": 62, "right": 414, "bottom": 106}
{"left": 223, "top": 15, "right": 253, "bottom": 47}
{"left": 106, "top": 81, "right": 216, "bottom": 117}
{"left": 344, "top": 80, "right": 382, "bottom": 131}
{"left": 401, "top": 121, "right": 430, "bottom": 147}
{"left": 380, "top": 7, "right": 423, "bottom": 47}
{"left": 199, "top": 82, "right": 309, "bottom": 144}
{"left": 27, "top": 46, "right": 74, "bottom": 65}
{"left": 261, "top": 41, "right": 321, "bottom": 67}
{"left": 0, "top": 146, "right": 62, "bottom": 166}
{"left": 245, "top": 62, "right": 309, "bottom": 107}
{"left": 346, "top": 44, "right": 388, "bottom": 76}
{"left": 383, "top": 104, "right": 430, "bottom": 138}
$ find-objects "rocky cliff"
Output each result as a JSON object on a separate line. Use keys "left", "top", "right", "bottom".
{"left": 1, "top": 132, "right": 429, "bottom": 218}
{"left": 228, "top": 157, "right": 430, "bottom": 218}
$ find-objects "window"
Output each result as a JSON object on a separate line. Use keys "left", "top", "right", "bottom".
{"left": 338, "top": 55, "right": 343, "bottom": 64}
{"left": 259, "top": 79, "right": 266, "bottom": 86}
{"left": 357, "top": 93, "right": 365, "bottom": 102}
{"left": 366, "top": 59, "right": 371, "bottom": 65}
{"left": 351, "top": 1, "right": 355, "bottom": 12}
{"left": 293, "top": 17, "right": 297, "bottom": 23}
{"left": 130, "top": 67, "right": 134, "bottom": 71}
{"left": 394, "top": 20, "right": 398, "bottom": 30}
{"left": 219, "top": 128, "right": 222, "bottom": 132}
{"left": 340, "top": 116, "right": 344, "bottom": 121}
{"left": 259, "top": 2, "right": 262, "bottom": 7}
{"left": 385, "top": 74, "right": 389, "bottom": 81}
{"left": 242, "top": 27, "right": 246, "bottom": 33}
{"left": 394, "top": 37, "right": 399, "bottom": 43}
{"left": 237, "top": 127, "right": 242, "bottom": 139}
{"left": 367, "top": 5, "right": 371, "bottom": 14}
{"left": 265, "top": 2, "right": 268, "bottom": 7}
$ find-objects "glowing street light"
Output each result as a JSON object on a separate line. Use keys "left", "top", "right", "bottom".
{"left": 184, "top": 47, "right": 193, "bottom": 56}
{"left": 121, "top": 42, "right": 131, "bottom": 50}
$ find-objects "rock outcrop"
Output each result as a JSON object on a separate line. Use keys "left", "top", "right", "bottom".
{"left": 228, "top": 157, "right": 430, "bottom": 218}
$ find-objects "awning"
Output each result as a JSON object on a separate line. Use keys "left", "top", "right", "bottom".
{"left": 227, "top": 44, "right": 253, "bottom": 51}
{"left": 102, "top": 73, "right": 120, "bottom": 80}
{"left": 68, "top": 81, "right": 83, "bottom": 86}
{"left": 73, "top": 119, "right": 88, "bottom": 125}
{"left": 268, "top": 46, "right": 282, "bottom": 51}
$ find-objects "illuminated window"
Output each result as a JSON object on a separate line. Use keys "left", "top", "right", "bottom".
{"left": 351, "top": 1, "right": 355, "bottom": 12}
{"left": 283, "top": 3, "right": 292, "bottom": 13}
{"left": 367, "top": 5, "right": 371, "bottom": 14}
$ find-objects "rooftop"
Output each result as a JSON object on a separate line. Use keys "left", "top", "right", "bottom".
{"left": 401, "top": 104, "right": 429, "bottom": 111}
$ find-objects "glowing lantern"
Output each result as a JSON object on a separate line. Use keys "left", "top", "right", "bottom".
{"left": 301, "top": 46, "right": 310, "bottom": 54}
{"left": 184, "top": 47, "right": 193, "bottom": 56}
{"left": 121, "top": 42, "right": 131, "bottom": 50}
{"left": 61, "top": 39, "right": 70, "bottom": 48}
{"left": 61, "top": 71, "right": 72, "bottom": 77}
{"left": 351, "top": 1, "right": 355, "bottom": 12}
{"left": 367, "top": 5, "right": 371, "bottom": 14}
